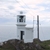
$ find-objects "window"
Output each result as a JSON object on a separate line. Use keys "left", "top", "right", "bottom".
{"left": 19, "top": 16, "right": 24, "bottom": 22}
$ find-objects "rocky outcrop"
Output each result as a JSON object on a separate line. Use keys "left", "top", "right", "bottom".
{"left": 1, "top": 39, "right": 45, "bottom": 50}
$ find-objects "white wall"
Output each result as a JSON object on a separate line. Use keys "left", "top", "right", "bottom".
{"left": 17, "top": 25, "right": 33, "bottom": 43}
{"left": 17, "top": 25, "right": 26, "bottom": 40}
{"left": 24, "top": 28, "right": 33, "bottom": 43}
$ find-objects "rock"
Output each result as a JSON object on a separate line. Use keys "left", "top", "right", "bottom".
{"left": 1, "top": 39, "right": 45, "bottom": 50}
{"left": 0, "top": 42, "right": 3, "bottom": 48}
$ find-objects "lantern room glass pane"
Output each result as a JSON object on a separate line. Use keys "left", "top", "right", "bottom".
{"left": 19, "top": 16, "right": 24, "bottom": 22}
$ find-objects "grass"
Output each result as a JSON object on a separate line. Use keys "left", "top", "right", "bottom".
{"left": 0, "top": 41, "right": 16, "bottom": 50}
{"left": 40, "top": 40, "right": 50, "bottom": 50}
{"left": 0, "top": 47, "right": 16, "bottom": 50}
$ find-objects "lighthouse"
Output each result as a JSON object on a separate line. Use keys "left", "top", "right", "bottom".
{"left": 16, "top": 11, "right": 33, "bottom": 43}
{"left": 16, "top": 11, "right": 26, "bottom": 40}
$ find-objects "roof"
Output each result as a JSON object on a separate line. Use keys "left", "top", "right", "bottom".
{"left": 25, "top": 26, "right": 33, "bottom": 29}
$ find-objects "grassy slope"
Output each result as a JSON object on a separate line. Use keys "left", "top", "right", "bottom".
{"left": 0, "top": 41, "right": 16, "bottom": 50}
{"left": 40, "top": 40, "right": 50, "bottom": 50}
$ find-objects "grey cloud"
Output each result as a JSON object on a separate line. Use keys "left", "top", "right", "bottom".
{"left": 8, "top": 6, "right": 14, "bottom": 10}
{"left": 0, "top": 7, "right": 17, "bottom": 18}
{"left": 20, "top": 3, "right": 38, "bottom": 9}
{"left": 0, "top": 0, "right": 19, "bottom": 3}
{"left": 0, "top": 8, "right": 10, "bottom": 15}
{"left": 21, "top": 5, "right": 29, "bottom": 8}
{"left": 21, "top": 5, "right": 33, "bottom": 9}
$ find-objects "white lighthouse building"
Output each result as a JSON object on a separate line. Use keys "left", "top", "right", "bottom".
{"left": 16, "top": 11, "right": 33, "bottom": 43}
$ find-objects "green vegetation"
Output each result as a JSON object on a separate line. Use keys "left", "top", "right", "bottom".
{"left": 0, "top": 41, "right": 16, "bottom": 50}
{"left": 40, "top": 40, "right": 50, "bottom": 50}
{"left": 0, "top": 48, "right": 15, "bottom": 50}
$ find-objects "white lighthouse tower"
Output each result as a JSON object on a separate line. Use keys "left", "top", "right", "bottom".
{"left": 16, "top": 11, "right": 33, "bottom": 43}
{"left": 16, "top": 11, "right": 26, "bottom": 40}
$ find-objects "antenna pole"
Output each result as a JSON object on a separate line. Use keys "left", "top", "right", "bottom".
{"left": 33, "top": 16, "right": 34, "bottom": 39}
{"left": 37, "top": 15, "right": 39, "bottom": 39}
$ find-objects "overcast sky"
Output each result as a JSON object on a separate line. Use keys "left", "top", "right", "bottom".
{"left": 0, "top": 0, "right": 50, "bottom": 26}
{"left": 0, "top": 0, "right": 50, "bottom": 42}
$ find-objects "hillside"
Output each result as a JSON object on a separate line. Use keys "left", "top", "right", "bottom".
{"left": 40, "top": 40, "right": 50, "bottom": 50}
{"left": 0, "top": 39, "right": 50, "bottom": 50}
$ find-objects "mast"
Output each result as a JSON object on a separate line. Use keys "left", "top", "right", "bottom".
{"left": 37, "top": 15, "right": 39, "bottom": 39}
{"left": 33, "top": 16, "right": 34, "bottom": 40}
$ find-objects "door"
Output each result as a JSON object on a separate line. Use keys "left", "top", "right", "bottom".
{"left": 20, "top": 31, "right": 24, "bottom": 40}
